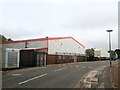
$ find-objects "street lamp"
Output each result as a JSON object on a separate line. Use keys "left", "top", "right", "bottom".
{"left": 107, "top": 30, "right": 113, "bottom": 67}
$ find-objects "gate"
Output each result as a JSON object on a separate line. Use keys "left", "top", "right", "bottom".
{"left": 20, "top": 50, "right": 46, "bottom": 67}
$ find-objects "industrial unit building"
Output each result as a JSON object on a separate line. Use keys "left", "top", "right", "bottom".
{"left": 2, "top": 37, "right": 85, "bottom": 69}
{"left": 94, "top": 49, "right": 110, "bottom": 60}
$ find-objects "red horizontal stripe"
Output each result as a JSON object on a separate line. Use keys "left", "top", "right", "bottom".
{"left": 1, "top": 37, "right": 71, "bottom": 44}
{"left": 71, "top": 37, "right": 85, "bottom": 48}
{"left": 48, "top": 37, "right": 71, "bottom": 40}
{"left": 1, "top": 36, "right": 85, "bottom": 48}
{"left": 1, "top": 38, "right": 47, "bottom": 44}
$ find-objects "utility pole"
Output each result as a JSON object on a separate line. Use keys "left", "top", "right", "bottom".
{"left": 107, "top": 30, "right": 113, "bottom": 67}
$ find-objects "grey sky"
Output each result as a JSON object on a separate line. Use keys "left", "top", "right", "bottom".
{"left": 0, "top": 0, "right": 119, "bottom": 50}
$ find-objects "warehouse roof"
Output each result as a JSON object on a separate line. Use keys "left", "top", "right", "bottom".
{"left": 1, "top": 36, "right": 85, "bottom": 48}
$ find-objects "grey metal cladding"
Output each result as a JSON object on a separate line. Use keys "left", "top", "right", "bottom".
{"left": 3, "top": 40, "right": 47, "bottom": 49}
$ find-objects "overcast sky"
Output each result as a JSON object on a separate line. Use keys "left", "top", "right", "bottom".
{"left": 0, "top": 0, "right": 119, "bottom": 51}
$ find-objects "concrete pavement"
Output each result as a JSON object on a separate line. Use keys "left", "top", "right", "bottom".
{"left": 76, "top": 61, "right": 118, "bottom": 89}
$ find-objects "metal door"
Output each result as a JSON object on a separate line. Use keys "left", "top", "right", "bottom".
{"left": 39, "top": 53, "right": 44, "bottom": 66}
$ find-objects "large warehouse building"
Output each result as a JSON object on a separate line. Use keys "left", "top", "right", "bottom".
{"left": 2, "top": 37, "right": 85, "bottom": 69}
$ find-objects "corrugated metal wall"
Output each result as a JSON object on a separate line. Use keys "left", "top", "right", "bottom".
{"left": 3, "top": 40, "right": 47, "bottom": 49}
{"left": 2, "top": 48, "right": 20, "bottom": 69}
{"left": 2, "top": 40, "right": 47, "bottom": 69}
{"left": 48, "top": 38, "right": 85, "bottom": 55}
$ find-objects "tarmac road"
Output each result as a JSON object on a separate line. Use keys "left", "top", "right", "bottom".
{"left": 2, "top": 61, "right": 110, "bottom": 88}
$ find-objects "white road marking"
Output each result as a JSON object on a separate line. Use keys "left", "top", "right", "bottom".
{"left": 11, "top": 74, "right": 21, "bottom": 76}
{"left": 69, "top": 66, "right": 73, "bottom": 67}
{"left": 75, "top": 66, "right": 79, "bottom": 67}
{"left": 54, "top": 68, "right": 66, "bottom": 72}
{"left": 19, "top": 73, "right": 47, "bottom": 85}
{"left": 83, "top": 70, "right": 98, "bottom": 88}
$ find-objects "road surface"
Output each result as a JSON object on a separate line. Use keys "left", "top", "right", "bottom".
{"left": 2, "top": 61, "right": 109, "bottom": 88}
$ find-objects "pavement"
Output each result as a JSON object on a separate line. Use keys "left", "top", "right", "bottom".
{"left": 110, "top": 60, "right": 120, "bottom": 89}
{"left": 76, "top": 65, "right": 108, "bottom": 88}
{"left": 76, "top": 60, "right": 119, "bottom": 89}
{"left": 98, "top": 66, "right": 113, "bottom": 88}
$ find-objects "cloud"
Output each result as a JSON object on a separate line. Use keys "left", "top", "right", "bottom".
{"left": 0, "top": 0, "right": 118, "bottom": 50}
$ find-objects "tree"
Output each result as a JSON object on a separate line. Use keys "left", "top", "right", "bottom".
{"left": 110, "top": 50, "right": 117, "bottom": 60}
{"left": 85, "top": 48, "right": 95, "bottom": 61}
{"left": 0, "top": 35, "right": 7, "bottom": 42}
{"left": 7, "top": 38, "right": 13, "bottom": 41}
{"left": 115, "top": 49, "right": 120, "bottom": 59}
{"left": 0, "top": 35, "right": 13, "bottom": 42}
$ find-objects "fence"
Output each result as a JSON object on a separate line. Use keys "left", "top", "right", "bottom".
{"left": 47, "top": 52, "right": 85, "bottom": 65}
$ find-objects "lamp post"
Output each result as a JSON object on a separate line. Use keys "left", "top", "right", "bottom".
{"left": 107, "top": 30, "right": 113, "bottom": 67}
